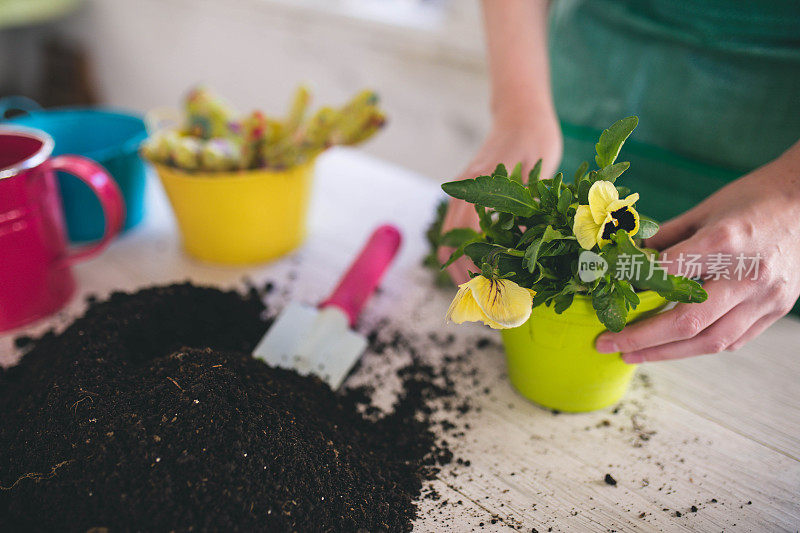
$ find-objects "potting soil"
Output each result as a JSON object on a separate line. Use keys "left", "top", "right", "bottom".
{"left": 0, "top": 283, "right": 450, "bottom": 532}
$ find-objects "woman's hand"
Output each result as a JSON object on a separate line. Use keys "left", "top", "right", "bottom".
{"left": 438, "top": 111, "right": 563, "bottom": 284}
{"left": 439, "top": 0, "right": 560, "bottom": 285}
{"left": 596, "top": 142, "right": 800, "bottom": 362}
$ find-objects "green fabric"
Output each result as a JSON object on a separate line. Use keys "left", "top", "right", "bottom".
{"left": 548, "top": 0, "right": 800, "bottom": 313}
{"left": 550, "top": 0, "right": 800, "bottom": 218}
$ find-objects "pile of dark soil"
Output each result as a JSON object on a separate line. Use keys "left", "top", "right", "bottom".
{"left": 0, "top": 283, "right": 449, "bottom": 532}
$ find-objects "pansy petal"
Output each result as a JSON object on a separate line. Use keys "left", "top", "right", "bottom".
{"left": 598, "top": 212, "right": 615, "bottom": 248}
{"left": 445, "top": 285, "right": 485, "bottom": 324}
{"left": 588, "top": 181, "right": 619, "bottom": 224}
{"left": 621, "top": 192, "right": 639, "bottom": 206}
{"left": 607, "top": 192, "right": 639, "bottom": 212}
{"left": 629, "top": 206, "right": 640, "bottom": 237}
{"left": 574, "top": 205, "right": 601, "bottom": 250}
{"left": 604, "top": 201, "right": 640, "bottom": 240}
{"left": 481, "top": 316, "right": 507, "bottom": 330}
{"left": 470, "top": 277, "right": 533, "bottom": 329}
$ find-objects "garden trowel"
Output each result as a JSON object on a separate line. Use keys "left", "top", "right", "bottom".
{"left": 254, "top": 225, "right": 402, "bottom": 389}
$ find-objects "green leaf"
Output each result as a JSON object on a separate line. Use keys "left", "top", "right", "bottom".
{"left": 439, "top": 228, "right": 482, "bottom": 269}
{"left": 595, "top": 278, "right": 613, "bottom": 297}
{"left": 518, "top": 224, "right": 546, "bottom": 247}
{"left": 494, "top": 163, "right": 507, "bottom": 177}
{"left": 464, "top": 243, "right": 536, "bottom": 287}
{"left": 425, "top": 199, "right": 448, "bottom": 247}
{"left": 475, "top": 205, "right": 491, "bottom": 233}
{"left": 442, "top": 175, "right": 537, "bottom": 217}
{"left": 536, "top": 227, "right": 577, "bottom": 262}
{"left": 528, "top": 159, "right": 543, "bottom": 184}
{"left": 531, "top": 287, "right": 560, "bottom": 308}
{"left": 538, "top": 239, "right": 575, "bottom": 258}
{"left": 441, "top": 249, "right": 464, "bottom": 269}
{"left": 574, "top": 161, "right": 589, "bottom": 182}
{"left": 602, "top": 230, "right": 707, "bottom": 303}
{"left": 523, "top": 240, "right": 542, "bottom": 273}
{"left": 536, "top": 181, "right": 555, "bottom": 209}
{"left": 497, "top": 212, "right": 515, "bottom": 230}
{"left": 422, "top": 199, "right": 454, "bottom": 286}
{"left": 552, "top": 172, "right": 563, "bottom": 194}
{"left": 595, "top": 116, "right": 638, "bottom": 168}
{"left": 577, "top": 179, "right": 591, "bottom": 204}
{"left": 593, "top": 161, "right": 630, "bottom": 183}
{"left": 592, "top": 282, "right": 628, "bottom": 332}
{"left": 557, "top": 188, "right": 573, "bottom": 216}
{"left": 661, "top": 276, "right": 709, "bottom": 303}
{"left": 490, "top": 227, "right": 515, "bottom": 247}
{"left": 633, "top": 215, "right": 659, "bottom": 240}
{"left": 542, "top": 225, "right": 574, "bottom": 242}
{"left": 463, "top": 242, "right": 517, "bottom": 263}
{"left": 521, "top": 225, "right": 574, "bottom": 273}
{"left": 488, "top": 212, "right": 516, "bottom": 245}
{"left": 535, "top": 180, "right": 548, "bottom": 199}
{"left": 440, "top": 228, "right": 480, "bottom": 248}
{"left": 615, "top": 279, "right": 639, "bottom": 309}
{"left": 601, "top": 230, "right": 669, "bottom": 291}
{"left": 553, "top": 292, "right": 575, "bottom": 314}
{"left": 464, "top": 242, "right": 500, "bottom": 261}
{"left": 509, "top": 162, "right": 523, "bottom": 183}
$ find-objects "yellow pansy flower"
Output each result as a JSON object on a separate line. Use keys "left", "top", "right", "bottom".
{"left": 446, "top": 275, "right": 534, "bottom": 329}
{"left": 573, "top": 180, "right": 640, "bottom": 250}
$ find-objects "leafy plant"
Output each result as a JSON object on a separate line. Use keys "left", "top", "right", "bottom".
{"left": 439, "top": 117, "right": 707, "bottom": 332}
{"left": 423, "top": 200, "right": 456, "bottom": 287}
{"left": 142, "top": 86, "right": 386, "bottom": 172}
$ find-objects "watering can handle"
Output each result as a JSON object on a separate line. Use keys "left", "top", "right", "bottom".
{"left": 0, "top": 96, "right": 42, "bottom": 120}
{"left": 319, "top": 224, "right": 402, "bottom": 327}
{"left": 50, "top": 156, "right": 126, "bottom": 266}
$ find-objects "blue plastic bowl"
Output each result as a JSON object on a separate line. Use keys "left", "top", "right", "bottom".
{"left": 6, "top": 108, "right": 148, "bottom": 242}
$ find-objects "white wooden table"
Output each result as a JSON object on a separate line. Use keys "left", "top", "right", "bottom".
{"left": 2, "top": 148, "right": 799, "bottom": 532}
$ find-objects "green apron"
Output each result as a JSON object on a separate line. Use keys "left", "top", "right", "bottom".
{"left": 549, "top": 0, "right": 800, "bottom": 314}
{"left": 549, "top": 0, "right": 800, "bottom": 222}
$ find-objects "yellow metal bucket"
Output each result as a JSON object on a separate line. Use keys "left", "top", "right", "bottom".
{"left": 500, "top": 291, "right": 666, "bottom": 412}
{"left": 153, "top": 160, "right": 314, "bottom": 265}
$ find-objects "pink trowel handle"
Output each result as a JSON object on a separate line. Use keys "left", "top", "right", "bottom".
{"left": 319, "top": 224, "right": 402, "bottom": 326}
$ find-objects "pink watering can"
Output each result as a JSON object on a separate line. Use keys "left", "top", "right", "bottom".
{"left": 0, "top": 126, "right": 125, "bottom": 332}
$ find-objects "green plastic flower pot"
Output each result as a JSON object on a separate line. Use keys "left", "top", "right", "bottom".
{"left": 500, "top": 291, "right": 667, "bottom": 412}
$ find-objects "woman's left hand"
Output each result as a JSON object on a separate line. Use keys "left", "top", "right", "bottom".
{"left": 596, "top": 141, "right": 800, "bottom": 363}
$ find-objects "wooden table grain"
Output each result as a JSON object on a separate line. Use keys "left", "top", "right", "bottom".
{"left": 2, "top": 148, "right": 798, "bottom": 532}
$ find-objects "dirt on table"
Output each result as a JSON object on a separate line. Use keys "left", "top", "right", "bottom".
{"left": 0, "top": 283, "right": 453, "bottom": 532}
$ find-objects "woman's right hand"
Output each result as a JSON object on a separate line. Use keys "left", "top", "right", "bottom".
{"left": 437, "top": 109, "right": 563, "bottom": 285}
